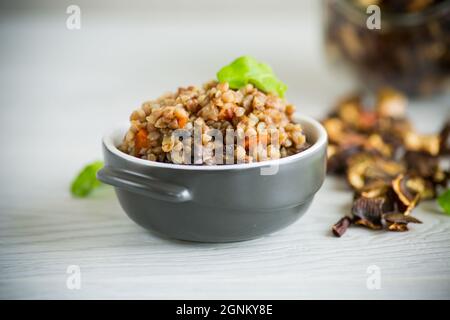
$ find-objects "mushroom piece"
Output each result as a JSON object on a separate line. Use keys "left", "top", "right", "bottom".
{"left": 347, "top": 153, "right": 405, "bottom": 190}
{"left": 327, "top": 144, "right": 362, "bottom": 174}
{"left": 324, "top": 89, "right": 448, "bottom": 236}
{"left": 383, "top": 212, "right": 422, "bottom": 224}
{"left": 384, "top": 211, "right": 422, "bottom": 232}
{"left": 351, "top": 196, "right": 392, "bottom": 230}
{"left": 439, "top": 120, "right": 450, "bottom": 155}
{"left": 376, "top": 88, "right": 407, "bottom": 119}
{"left": 332, "top": 216, "right": 353, "bottom": 237}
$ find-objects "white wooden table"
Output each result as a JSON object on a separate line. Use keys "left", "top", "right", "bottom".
{"left": 1, "top": 0, "right": 449, "bottom": 299}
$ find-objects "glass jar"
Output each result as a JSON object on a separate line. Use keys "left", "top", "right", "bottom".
{"left": 324, "top": 0, "right": 450, "bottom": 97}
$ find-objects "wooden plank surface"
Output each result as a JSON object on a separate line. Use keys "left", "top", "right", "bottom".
{"left": 1, "top": 177, "right": 450, "bottom": 299}
{"left": 0, "top": 0, "right": 449, "bottom": 299}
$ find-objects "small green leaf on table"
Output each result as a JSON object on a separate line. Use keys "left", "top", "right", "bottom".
{"left": 437, "top": 189, "right": 450, "bottom": 215}
{"left": 71, "top": 161, "right": 104, "bottom": 198}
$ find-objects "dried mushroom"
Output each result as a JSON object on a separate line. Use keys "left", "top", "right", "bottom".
{"left": 336, "top": 95, "right": 363, "bottom": 127}
{"left": 351, "top": 196, "right": 389, "bottom": 229}
{"left": 384, "top": 212, "right": 422, "bottom": 232}
{"left": 327, "top": 144, "right": 362, "bottom": 174}
{"left": 358, "top": 179, "right": 390, "bottom": 199}
{"left": 383, "top": 213, "right": 422, "bottom": 225}
{"left": 404, "top": 132, "right": 440, "bottom": 156}
{"left": 376, "top": 88, "right": 407, "bottom": 119}
{"left": 332, "top": 216, "right": 352, "bottom": 237}
{"left": 404, "top": 175, "right": 436, "bottom": 200}
{"left": 439, "top": 121, "right": 450, "bottom": 155}
{"left": 346, "top": 153, "right": 404, "bottom": 190}
{"left": 326, "top": 88, "right": 449, "bottom": 237}
{"left": 387, "top": 222, "right": 410, "bottom": 232}
{"left": 392, "top": 175, "right": 419, "bottom": 208}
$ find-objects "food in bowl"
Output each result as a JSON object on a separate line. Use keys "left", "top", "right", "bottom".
{"left": 98, "top": 115, "right": 327, "bottom": 242}
{"left": 119, "top": 58, "right": 310, "bottom": 165}
{"left": 96, "top": 56, "right": 327, "bottom": 242}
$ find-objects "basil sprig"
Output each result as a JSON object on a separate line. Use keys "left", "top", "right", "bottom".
{"left": 438, "top": 189, "right": 450, "bottom": 215}
{"left": 71, "top": 161, "right": 104, "bottom": 198}
{"left": 217, "top": 56, "right": 287, "bottom": 97}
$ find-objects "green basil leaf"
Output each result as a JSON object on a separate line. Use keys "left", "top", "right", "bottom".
{"left": 71, "top": 161, "right": 104, "bottom": 198}
{"left": 437, "top": 189, "right": 450, "bottom": 215}
{"left": 217, "top": 56, "right": 287, "bottom": 97}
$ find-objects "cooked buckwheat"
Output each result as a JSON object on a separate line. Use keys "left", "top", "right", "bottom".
{"left": 119, "top": 81, "right": 308, "bottom": 164}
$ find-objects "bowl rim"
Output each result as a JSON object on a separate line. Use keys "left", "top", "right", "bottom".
{"left": 103, "top": 115, "right": 327, "bottom": 171}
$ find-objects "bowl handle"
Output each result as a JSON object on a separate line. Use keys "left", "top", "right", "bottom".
{"left": 97, "top": 166, "right": 192, "bottom": 203}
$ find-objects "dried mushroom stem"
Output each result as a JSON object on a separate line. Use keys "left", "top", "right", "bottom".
{"left": 332, "top": 216, "right": 353, "bottom": 237}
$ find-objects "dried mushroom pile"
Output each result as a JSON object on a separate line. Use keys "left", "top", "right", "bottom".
{"left": 324, "top": 88, "right": 450, "bottom": 237}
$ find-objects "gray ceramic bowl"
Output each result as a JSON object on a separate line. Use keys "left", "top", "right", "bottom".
{"left": 97, "top": 115, "right": 327, "bottom": 242}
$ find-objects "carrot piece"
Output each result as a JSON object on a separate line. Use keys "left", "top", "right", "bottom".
{"left": 177, "top": 115, "right": 188, "bottom": 128}
{"left": 218, "top": 108, "right": 234, "bottom": 121}
{"left": 135, "top": 128, "right": 150, "bottom": 151}
{"left": 174, "top": 108, "right": 189, "bottom": 129}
